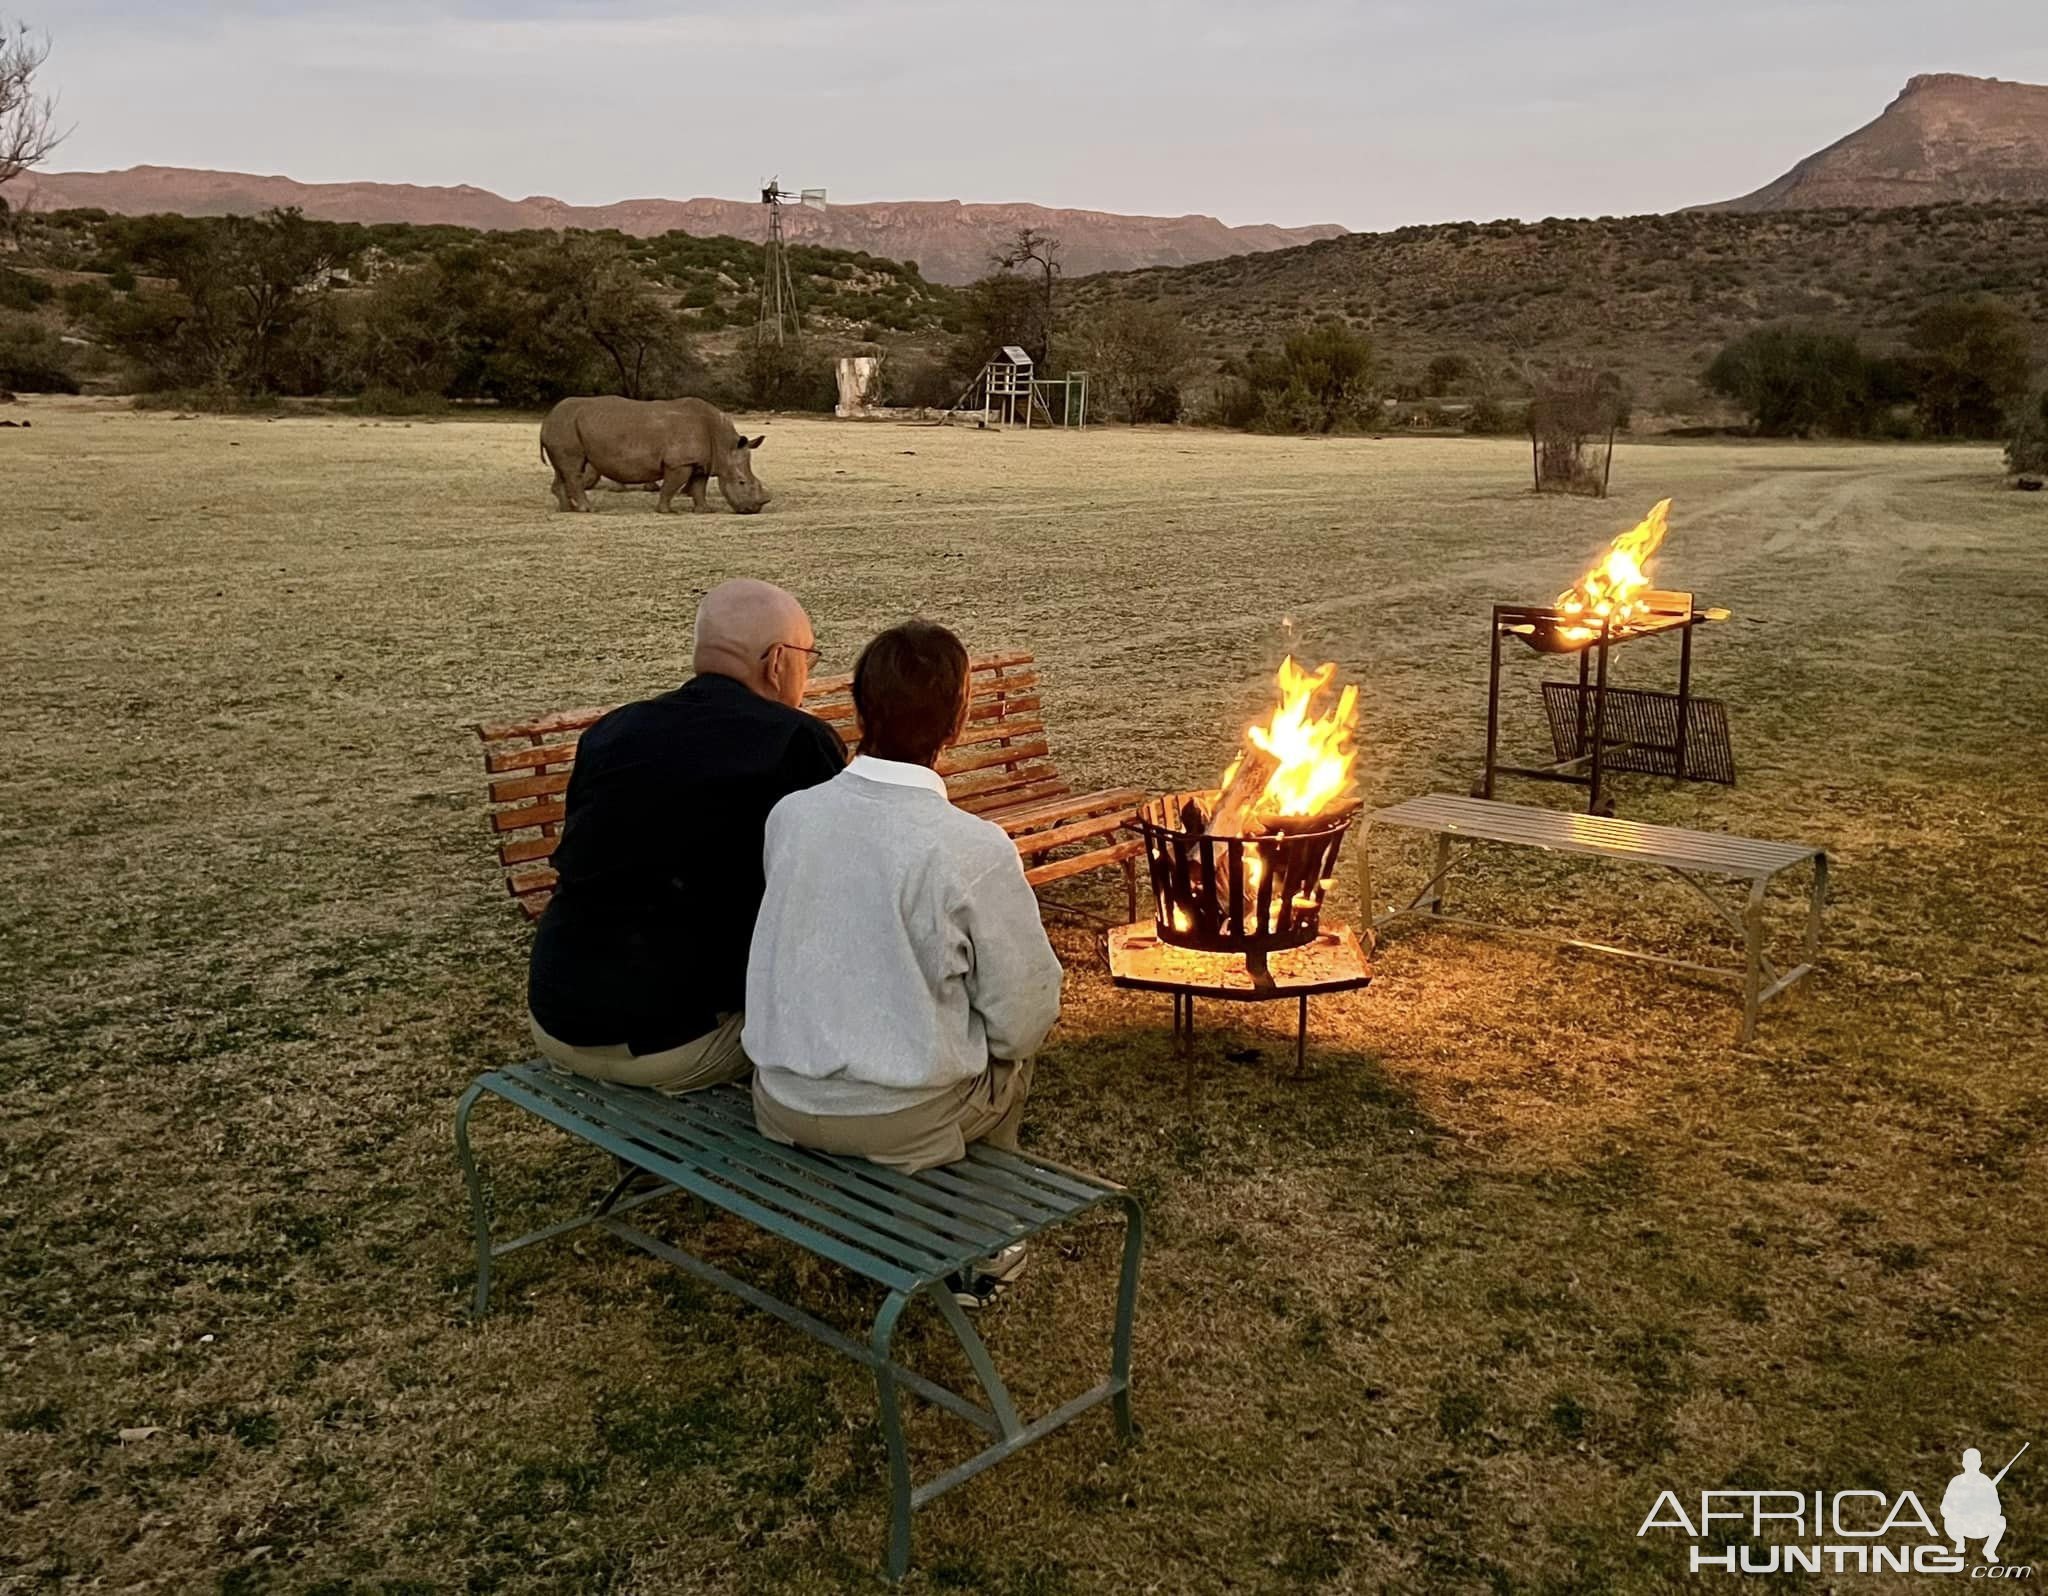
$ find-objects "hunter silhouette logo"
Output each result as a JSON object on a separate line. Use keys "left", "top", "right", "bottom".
{"left": 1945, "top": 1446, "right": 2026, "bottom": 1566}
{"left": 1638, "top": 1442, "right": 2033, "bottom": 1576}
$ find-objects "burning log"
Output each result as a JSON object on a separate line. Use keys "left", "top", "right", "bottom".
{"left": 1202, "top": 747, "right": 1282, "bottom": 837}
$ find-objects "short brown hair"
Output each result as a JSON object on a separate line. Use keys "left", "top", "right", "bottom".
{"left": 853, "top": 620, "right": 970, "bottom": 766}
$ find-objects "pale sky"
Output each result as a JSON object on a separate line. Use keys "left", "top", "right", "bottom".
{"left": 37, "top": 1, "right": 2048, "bottom": 231}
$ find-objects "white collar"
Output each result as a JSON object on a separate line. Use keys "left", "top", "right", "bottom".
{"left": 846, "top": 753, "right": 948, "bottom": 796}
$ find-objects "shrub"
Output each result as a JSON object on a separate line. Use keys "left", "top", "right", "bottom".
{"left": 0, "top": 312, "right": 81, "bottom": 391}
{"left": 0, "top": 268, "right": 52, "bottom": 311}
{"left": 2008, "top": 390, "right": 2048, "bottom": 479}
{"left": 1904, "top": 295, "right": 2033, "bottom": 439}
{"left": 1218, "top": 321, "right": 1376, "bottom": 434}
{"left": 1704, "top": 325, "right": 1877, "bottom": 437}
{"left": 1072, "top": 300, "right": 1193, "bottom": 423}
{"left": 1464, "top": 396, "right": 1527, "bottom": 435}
{"left": 1425, "top": 352, "right": 1470, "bottom": 395}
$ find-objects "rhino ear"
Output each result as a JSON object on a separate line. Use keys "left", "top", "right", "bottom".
{"left": 747, "top": 434, "right": 766, "bottom": 451}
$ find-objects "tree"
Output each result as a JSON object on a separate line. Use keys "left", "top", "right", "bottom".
{"left": 1905, "top": 295, "right": 2032, "bottom": 439}
{"left": 1425, "top": 353, "right": 1470, "bottom": 395}
{"left": 1214, "top": 321, "right": 1376, "bottom": 434}
{"left": 1073, "top": 300, "right": 1193, "bottom": 423}
{"left": 1528, "top": 364, "right": 1624, "bottom": 496}
{"left": 993, "top": 227, "right": 1060, "bottom": 369}
{"left": 2008, "top": 390, "right": 2048, "bottom": 481}
{"left": 0, "top": 19, "right": 63, "bottom": 192}
{"left": 1704, "top": 325, "right": 1875, "bottom": 437}
{"left": 104, "top": 208, "right": 356, "bottom": 393}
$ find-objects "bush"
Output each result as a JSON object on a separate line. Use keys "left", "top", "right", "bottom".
{"left": 1905, "top": 295, "right": 2032, "bottom": 439}
{"left": 0, "top": 312, "right": 81, "bottom": 391}
{"left": 1704, "top": 325, "right": 1877, "bottom": 437}
{"left": 0, "top": 268, "right": 52, "bottom": 311}
{"left": 1072, "top": 301, "right": 1193, "bottom": 423}
{"left": 1219, "top": 321, "right": 1376, "bottom": 434}
{"left": 1464, "top": 396, "right": 1527, "bottom": 435}
{"left": 1425, "top": 353, "right": 1471, "bottom": 395}
{"left": 2008, "top": 390, "right": 2048, "bottom": 479}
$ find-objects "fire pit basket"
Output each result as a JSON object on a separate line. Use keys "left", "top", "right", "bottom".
{"left": 1135, "top": 792, "right": 1355, "bottom": 972}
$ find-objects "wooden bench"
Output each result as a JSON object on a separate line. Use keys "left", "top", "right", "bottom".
{"left": 474, "top": 651, "right": 1144, "bottom": 921}
{"left": 456, "top": 1065, "right": 1142, "bottom": 1580}
{"left": 1358, "top": 794, "right": 1827, "bottom": 1041}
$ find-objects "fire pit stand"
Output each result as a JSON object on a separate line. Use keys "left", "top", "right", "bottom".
{"left": 1479, "top": 588, "right": 1734, "bottom": 815}
{"left": 1105, "top": 922, "right": 1371, "bottom": 1097}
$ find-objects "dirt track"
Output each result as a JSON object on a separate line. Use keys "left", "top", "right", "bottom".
{"left": 3, "top": 403, "right": 2044, "bottom": 1593}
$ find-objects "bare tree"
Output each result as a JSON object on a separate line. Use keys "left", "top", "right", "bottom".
{"left": 1, "top": 20, "right": 64, "bottom": 192}
{"left": 994, "top": 226, "right": 1060, "bottom": 369}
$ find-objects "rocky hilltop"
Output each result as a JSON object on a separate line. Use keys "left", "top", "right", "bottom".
{"left": 1710, "top": 74, "right": 2048, "bottom": 212}
{"left": 11, "top": 166, "right": 1344, "bottom": 284}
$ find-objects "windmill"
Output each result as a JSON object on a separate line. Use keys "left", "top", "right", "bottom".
{"left": 757, "top": 178, "right": 826, "bottom": 348}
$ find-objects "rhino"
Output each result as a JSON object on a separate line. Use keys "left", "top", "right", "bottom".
{"left": 539, "top": 396, "right": 770, "bottom": 514}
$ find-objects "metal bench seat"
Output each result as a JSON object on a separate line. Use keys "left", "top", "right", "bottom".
{"left": 1360, "top": 793, "right": 1828, "bottom": 1041}
{"left": 455, "top": 1063, "right": 1143, "bottom": 1580}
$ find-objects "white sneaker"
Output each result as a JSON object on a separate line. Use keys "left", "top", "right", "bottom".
{"left": 949, "top": 1242, "right": 1029, "bottom": 1310}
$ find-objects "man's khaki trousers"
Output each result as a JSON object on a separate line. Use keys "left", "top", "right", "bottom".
{"left": 528, "top": 1012, "right": 750, "bottom": 1096}
{"left": 752, "top": 1059, "right": 1033, "bottom": 1173}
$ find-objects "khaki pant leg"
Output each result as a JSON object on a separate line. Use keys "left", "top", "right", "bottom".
{"left": 955, "top": 1057, "right": 1033, "bottom": 1154}
{"left": 529, "top": 1012, "right": 750, "bottom": 1095}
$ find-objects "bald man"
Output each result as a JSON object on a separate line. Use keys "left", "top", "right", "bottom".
{"left": 526, "top": 579, "right": 845, "bottom": 1093}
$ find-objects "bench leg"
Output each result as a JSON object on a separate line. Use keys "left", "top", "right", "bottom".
{"left": 1431, "top": 835, "right": 1453, "bottom": 915}
{"left": 453, "top": 1082, "right": 493, "bottom": 1319}
{"left": 1111, "top": 1195, "right": 1144, "bottom": 1441}
{"left": 1805, "top": 854, "right": 1828, "bottom": 964}
{"left": 1121, "top": 855, "right": 1140, "bottom": 925}
{"left": 1739, "top": 879, "right": 1766, "bottom": 1045}
{"left": 871, "top": 1290, "right": 917, "bottom": 1581}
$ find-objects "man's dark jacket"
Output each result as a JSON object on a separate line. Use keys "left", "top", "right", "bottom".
{"left": 527, "top": 673, "right": 846, "bottom": 1054}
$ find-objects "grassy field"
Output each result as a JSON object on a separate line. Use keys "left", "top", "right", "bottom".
{"left": 2, "top": 403, "right": 2044, "bottom": 1594}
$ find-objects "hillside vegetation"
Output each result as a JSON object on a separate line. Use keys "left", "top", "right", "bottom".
{"left": 1063, "top": 204, "right": 2048, "bottom": 406}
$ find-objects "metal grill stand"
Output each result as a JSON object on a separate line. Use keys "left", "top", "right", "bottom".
{"left": 1479, "top": 589, "right": 1733, "bottom": 815}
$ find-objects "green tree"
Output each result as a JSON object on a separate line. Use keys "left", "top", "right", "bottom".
{"left": 1905, "top": 295, "right": 2033, "bottom": 439}
{"left": 2008, "top": 390, "right": 2048, "bottom": 479}
{"left": 1704, "top": 325, "right": 1875, "bottom": 437}
{"left": 1073, "top": 300, "right": 1193, "bottom": 423}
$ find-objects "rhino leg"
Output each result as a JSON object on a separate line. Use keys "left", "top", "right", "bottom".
{"left": 656, "top": 467, "right": 681, "bottom": 513}
{"left": 544, "top": 447, "right": 574, "bottom": 511}
{"left": 685, "top": 469, "right": 710, "bottom": 512}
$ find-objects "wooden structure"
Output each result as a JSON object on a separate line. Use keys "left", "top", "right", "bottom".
{"left": 474, "top": 651, "right": 1144, "bottom": 921}
{"left": 1106, "top": 921, "right": 1371, "bottom": 1090}
{"left": 945, "top": 346, "right": 1088, "bottom": 429}
{"left": 1358, "top": 793, "right": 1827, "bottom": 1042}
{"left": 1481, "top": 590, "right": 1733, "bottom": 816}
{"left": 456, "top": 1066, "right": 1142, "bottom": 1580}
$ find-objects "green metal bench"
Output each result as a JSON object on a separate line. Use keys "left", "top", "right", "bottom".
{"left": 454, "top": 1063, "right": 1144, "bottom": 1580}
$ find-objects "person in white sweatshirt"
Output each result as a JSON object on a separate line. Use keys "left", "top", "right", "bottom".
{"left": 744, "top": 620, "right": 1064, "bottom": 1302}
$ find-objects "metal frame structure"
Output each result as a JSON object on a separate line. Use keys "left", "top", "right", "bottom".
{"left": 1481, "top": 590, "right": 1730, "bottom": 816}
{"left": 1358, "top": 793, "right": 1827, "bottom": 1042}
{"left": 455, "top": 1065, "right": 1142, "bottom": 1581}
{"left": 1105, "top": 921, "right": 1372, "bottom": 1093}
{"left": 756, "top": 179, "right": 825, "bottom": 348}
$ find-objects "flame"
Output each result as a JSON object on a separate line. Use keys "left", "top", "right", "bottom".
{"left": 1218, "top": 656, "right": 1359, "bottom": 823}
{"left": 1556, "top": 498, "right": 1672, "bottom": 640}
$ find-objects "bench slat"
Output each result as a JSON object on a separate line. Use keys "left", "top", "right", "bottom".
{"left": 483, "top": 1070, "right": 928, "bottom": 1289}
{"left": 1024, "top": 839, "right": 1146, "bottom": 888}
{"left": 494, "top": 799, "right": 566, "bottom": 833}
{"left": 986, "top": 787, "right": 1143, "bottom": 835}
{"left": 955, "top": 777, "right": 1070, "bottom": 817}
{"left": 540, "top": 1073, "right": 975, "bottom": 1274}
{"left": 1371, "top": 794, "right": 1820, "bottom": 878}
{"left": 688, "top": 1086, "right": 1060, "bottom": 1240}
{"left": 1010, "top": 808, "right": 1139, "bottom": 858}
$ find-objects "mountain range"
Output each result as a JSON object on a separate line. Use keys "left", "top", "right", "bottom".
{"left": 10, "top": 166, "right": 1346, "bottom": 285}
{"left": 1710, "top": 73, "right": 2048, "bottom": 211}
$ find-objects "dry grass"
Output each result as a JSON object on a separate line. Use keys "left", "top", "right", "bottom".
{"left": 2, "top": 402, "right": 2045, "bottom": 1594}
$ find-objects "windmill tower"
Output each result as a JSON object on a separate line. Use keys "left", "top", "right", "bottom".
{"left": 757, "top": 179, "right": 826, "bottom": 347}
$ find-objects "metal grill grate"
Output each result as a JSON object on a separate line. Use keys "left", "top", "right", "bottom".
{"left": 1542, "top": 683, "right": 1736, "bottom": 785}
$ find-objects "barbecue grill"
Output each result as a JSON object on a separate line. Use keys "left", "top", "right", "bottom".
{"left": 1480, "top": 588, "right": 1734, "bottom": 814}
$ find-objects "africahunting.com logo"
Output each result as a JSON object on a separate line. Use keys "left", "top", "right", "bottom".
{"left": 1639, "top": 1445, "right": 2032, "bottom": 1577}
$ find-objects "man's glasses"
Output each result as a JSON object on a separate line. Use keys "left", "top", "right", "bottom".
{"left": 762, "top": 641, "right": 822, "bottom": 667}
